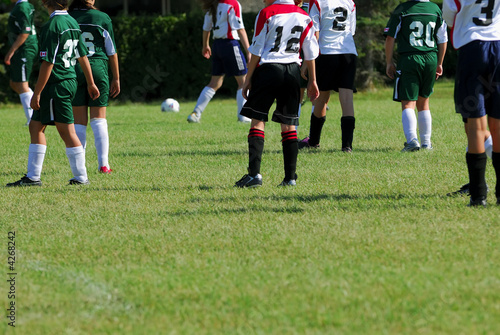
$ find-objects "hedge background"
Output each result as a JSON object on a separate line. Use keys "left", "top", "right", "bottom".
{"left": 0, "top": 10, "right": 457, "bottom": 104}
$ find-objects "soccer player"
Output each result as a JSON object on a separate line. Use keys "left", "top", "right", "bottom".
{"left": 187, "top": 0, "right": 251, "bottom": 123}
{"left": 4, "top": 0, "right": 38, "bottom": 126}
{"left": 299, "top": 0, "right": 358, "bottom": 152}
{"left": 7, "top": 0, "right": 100, "bottom": 187}
{"left": 234, "top": 0, "right": 319, "bottom": 188}
{"left": 69, "top": 0, "right": 120, "bottom": 174}
{"left": 443, "top": 0, "right": 500, "bottom": 206}
{"left": 384, "top": 0, "right": 448, "bottom": 152}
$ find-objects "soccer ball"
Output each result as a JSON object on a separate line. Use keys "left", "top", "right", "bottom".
{"left": 161, "top": 98, "right": 180, "bottom": 112}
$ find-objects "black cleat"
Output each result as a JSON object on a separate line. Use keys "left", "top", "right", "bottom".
{"left": 68, "top": 178, "right": 90, "bottom": 185}
{"left": 6, "top": 175, "right": 42, "bottom": 187}
{"left": 447, "top": 183, "right": 470, "bottom": 196}
{"left": 468, "top": 198, "right": 487, "bottom": 207}
{"left": 277, "top": 173, "right": 297, "bottom": 187}
{"left": 234, "top": 174, "right": 262, "bottom": 188}
{"left": 342, "top": 147, "right": 352, "bottom": 153}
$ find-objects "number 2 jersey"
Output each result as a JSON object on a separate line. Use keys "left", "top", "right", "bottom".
{"left": 384, "top": 0, "right": 448, "bottom": 55}
{"left": 39, "top": 10, "right": 88, "bottom": 84}
{"left": 69, "top": 9, "right": 117, "bottom": 60}
{"left": 249, "top": 0, "right": 319, "bottom": 65}
{"left": 443, "top": 0, "right": 500, "bottom": 49}
{"left": 309, "top": 0, "right": 357, "bottom": 55}
{"left": 203, "top": 0, "right": 245, "bottom": 40}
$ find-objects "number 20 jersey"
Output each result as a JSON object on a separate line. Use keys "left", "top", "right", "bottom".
{"left": 384, "top": 0, "right": 448, "bottom": 55}
{"left": 443, "top": 0, "right": 500, "bottom": 49}
{"left": 249, "top": 0, "right": 319, "bottom": 65}
{"left": 309, "top": 0, "right": 357, "bottom": 55}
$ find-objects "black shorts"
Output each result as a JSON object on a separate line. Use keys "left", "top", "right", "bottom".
{"left": 241, "top": 63, "right": 301, "bottom": 126}
{"left": 316, "top": 54, "right": 357, "bottom": 92}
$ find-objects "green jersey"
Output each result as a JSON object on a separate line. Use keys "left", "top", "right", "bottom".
{"left": 69, "top": 9, "right": 117, "bottom": 61}
{"left": 8, "top": 0, "right": 37, "bottom": 52}
{"left": 384, "top": 0, "right": 447, "bottom": 55}
{"left": 39, "top": 10, "right": 88, "bottom": 84}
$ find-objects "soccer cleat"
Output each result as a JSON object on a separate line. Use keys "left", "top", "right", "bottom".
{"left": 278, "top": 179, "right": 296, "bottom": 187}
{"left": 187, "top": 112, "right": 201, "bottom": 123}
{"left": 6, "top": 175, "right": 42, "bottom": 187}
{"left": 234, "top": 173, "right": 262, "bottom": 188}
{"left": 447, "top": 183, "right": 470, "bottom": 196}
{"left": 298, "top": 136, "right": 320, "bottom": 150}
{"left": 99, "top": 166, "right": 112, "bottom": 174}
{"left": 421, "top": 144, "right": 433, "bottom": 150}
{"left": 401, "top": 139, "right": 420, "bottom": 152}
{"left": 342, "top": 147, "right": 352, "bottom": 153}
{"left": 68, "top": 178, "right": 90, "bottom": 185}
{"left": 468, "top": 198, "right": 487, "bottom": 207}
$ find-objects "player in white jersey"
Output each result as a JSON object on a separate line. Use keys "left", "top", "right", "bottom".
{"left": 235, "top": 0, "right": 319, "bottom": 188}
{"left": 443, "top": 0, "right": 500, "bottom": 206}
{"left": 299, "top": 0, "right": 357, "bottom": 152}
{"left": 187, "top": 0, "right": 251, "bottom": 124}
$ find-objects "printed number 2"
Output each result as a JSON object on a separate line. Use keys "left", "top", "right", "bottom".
{"left": 332, "top": 7, "right": 348, "bottom": 31}
{"left": 409, "top": 21, "right": 436, "bottom": 48}
{"left": 270, "top": 26, "right": 304, "bottom": 53}
{"left": 473, "top": 0, "right": 495, "bottom": 26}
{"left": 62, "top": 39, "right": 80, "bottom": 68}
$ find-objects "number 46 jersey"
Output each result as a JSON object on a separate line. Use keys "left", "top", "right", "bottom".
{"left": 309, "top": 0, "right": 357, "bottom": 56}
{"left": 443, "top": 0, "right": 500, "bottom": 49}
{"left": 384, "top": 0, "right": 448, "bottom": 55}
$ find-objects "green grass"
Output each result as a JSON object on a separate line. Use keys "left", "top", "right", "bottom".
{"left": 1, "top": 81, "right": 499, "bottom": 334}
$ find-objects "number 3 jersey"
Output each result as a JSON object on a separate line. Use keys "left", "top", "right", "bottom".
{"left": 69, "top": 9, "right": 117, "bottom": 60}
{"left": 39, "top": 11, "right": 88, "bottom": 84}
{"left": 309, "top": 0, "right": 357, "bottom": 55}
{"left": 384, "top": 0, "right": 448, "bottom": 55}
{"left": 443, "top": 0, "right": 500, "bottom": 49}
{"left": 249, "top": 0, "right": 319, "bottom": 65}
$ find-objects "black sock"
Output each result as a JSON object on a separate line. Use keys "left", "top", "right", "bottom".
{"left": 282, "top": 130, "right": 298, "bottom": 181}
{"left": 309, "top": 114, "right": 326, "bottom": 146}
{"left": 492, "top": 151, "right": 500, "bottom": 199}
{"left": 248, "top": 128, "right": 264, "bottom": 176}
{"left": 341, "top": 116, "right": 355, "bottom": 149}
{"left": 466, "top": 152, "right": 488, "bottom": 201}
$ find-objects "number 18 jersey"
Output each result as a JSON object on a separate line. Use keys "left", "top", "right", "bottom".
{"left": 384, "top": 0, "right": 447, "bottom": 55}
{"left": 249, "top": 0, "right": 319, "bottom": 65}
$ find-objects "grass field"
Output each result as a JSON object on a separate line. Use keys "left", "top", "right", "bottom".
{"left": 1, "top": 81, "right": 499, "bottom": 334}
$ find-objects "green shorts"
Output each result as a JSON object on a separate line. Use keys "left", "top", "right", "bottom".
{"left": 393, "top": 52, "right": 437, "bottom": 102}
{"left": 32, "top": 78, "right": 77, "bottom": 125}
{"left": 8, "top": 46, "right": 38, "bottom": 83}
{"left": 73, "top": 58, "right": 109, "bottom": 107}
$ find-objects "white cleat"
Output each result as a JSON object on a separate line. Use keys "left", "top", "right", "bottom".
{"left": 187, "top": 112, "right": 201, "bottom": 123}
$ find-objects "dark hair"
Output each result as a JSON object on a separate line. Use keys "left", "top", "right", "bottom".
{"left": 69, "top": 0, "right": 97, "bottom": 11}
{"left": 42, "top": 0, "right": 69, "bottom": 10}
{"left": 201, "top": 0, "right": 218, "bottom": 25}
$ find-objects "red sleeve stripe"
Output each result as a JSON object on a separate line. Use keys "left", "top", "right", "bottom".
{"left": 300, "top": 20, "right": 314, "bottom": 49}
{"left": 310, "top": 0, "right": 321, "bottom": 15}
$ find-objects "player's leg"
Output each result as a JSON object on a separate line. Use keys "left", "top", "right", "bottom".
{"left": 9, "top": 51, "right": 35, "bottom": 125}
{"left": 489, "top": 117, "right": 500, "bottom": 204}
{"left": 466, "top": 116, "right": 489, "bottom": 205}
{"left": 89, "top": 107, "right": 111, "bottom": 173}
{"left": 10, "top": 81, "right": 34, "bottom": 125}
{"left": 55, "top": 122, "right": 88, "bottom": 184}
{"left": 401, "top": 100, "right": 419, "bottom": 151}
{"left": 188, "top": 75, "right": 223, "bottom": 123}
{"left": 73, "top": 106, "right": 89, "bottom": 149}
{"left": 339, "top": 88, "right": 355, "bottom": 152}
{"left": 235, "top": 74, "right": 250, "bottom": 123}
{"left": 303, "top": 90, "right": 329, "bottom": 148}
{"left": 416, "top": 96, "right": 432, "bottom": 149}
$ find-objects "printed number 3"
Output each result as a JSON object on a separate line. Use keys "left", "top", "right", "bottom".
{"left": 62, "top": 39, "right": 80, "bottom": 68}
{"left": 474, "top": 0, "right": 495, "bottom": 26}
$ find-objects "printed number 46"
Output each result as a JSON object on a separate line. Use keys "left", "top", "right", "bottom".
{"left": 474, "top": 0, "right": 495, "bottom": 26}
{"left": 62, "top": 39, "right": 81, "bottom": 68}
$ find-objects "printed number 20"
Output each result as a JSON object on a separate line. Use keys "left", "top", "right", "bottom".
{"left": 473, "top": 0, "right": 495, "bottom": 26}
{"left": 409, "top": 21, "right": 436, "bottom": 48}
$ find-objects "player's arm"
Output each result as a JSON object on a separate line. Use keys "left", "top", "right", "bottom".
{"left": 202, "top": 30, "right": 211, "bottom": 59}
{"left": 242, "top": 54, "right": 260, "bottom": 100}
{"left": 108, "top": 53, "right": 120, "bottom": 98}
{"left": 436, "top": 42, "right": 447, "bottom": 79}
{"left": 77, "top": 55, "right": 100, "bottom": 100}
{"left": 4, "top": 33, "right": 29, "bottom": 65}
{"left": 30, "top": 61, "right": 53, "bottom": 110}
{"left": 237, "top": 28, "right": 251, "bottom": 63}
{"left": 385, "top": 36, "right": 396, "bottom": 79}
{"left": 304, "top": 59, "right": 319, "bottom": 101}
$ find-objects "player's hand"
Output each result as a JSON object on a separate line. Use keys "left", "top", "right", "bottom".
{"left": 88, "top": 84, "right": 100, "bottom": 100}
{"left": 307, "top": 81, "right": 319, "bottom": 101}
{"left": 202, "top": 46, "right": 211, "bottom": 59}
{"left": 4, "top": 52, "right": 13, "bottom": 66}
{"left": 436, "top": 64, "right": 443, "bottom": 80}
{"left": 301, "top": 65, "right": 309, "bottom": 80}
{"left": 242, "top": 79, "right": 251, "bottom": 100}
{"left": 386, "top": 63, "right": 396, "bottom": 80}
{"left": 30, "top": 94, "right": 40, "bottom": 111}
{"left": 110, "top": 79, "right": 120, "bottom": 98}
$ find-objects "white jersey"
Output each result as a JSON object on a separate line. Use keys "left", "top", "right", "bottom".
{"left": 249, "top": 0, "right": 319, "bottom": 65}
{"left": 309, "top": 0, "right": 357, "bottom": 55}
{"left": 443, "top": 0, "right": 500, "bottom": 48}
{"left": 203, "top": 0, "right": 245, "bottom": 40}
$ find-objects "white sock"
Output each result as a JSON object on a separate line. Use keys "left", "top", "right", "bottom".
{"left": 402, "top": 108, "right": 418, "bottom": 143}
{"left": 418, "top": 110, "right": 432, "bottom": 146}
{"left": 19, "top": 90, "right": 33, "bottom": 124}
{"left": 90, "top": 118, "right": 109, "bottom": 168}
{"left": 485, "top": 135, "right": 493, "bottom": 159}
{"left": 26, "top": 144, "right": 46, "bottom": 181}
{"left": 236, "top": 89, "right": 250, "bottom": 122}
{"left": 194, "top": 87, "right": 216, "bottom": 116}
{"left": 66, "top": 146, "right": 87, "bottom": 182}
{"left": 75, "top": 124, "right": 87, "bottom": 149}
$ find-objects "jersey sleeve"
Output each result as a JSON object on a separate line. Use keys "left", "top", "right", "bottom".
{"left": 302, "top": 21, "right": 319, "bottom": 61}
{"left": 103, "top": 19, "right": 117, "bottom": 56}
{"left": 436, "top": 17, "right": 448, "bottom": 44}
{"left": 248, "top": 10, "right": 267, "bottom": 57}
{"left": 203, "top": 12, "right": 213, "bottom": 32}
{"left": 308, "top": 0, "right": 321, "bottom": 31}
{"left": 16, "top": 6, "right": 33, "bottom": 34}
{"left": 228, "top": 3, "right": 245, "bottom": 30}
{"left": 39, "top": 29, "right": 58, "bottom": 64}
{"left": 442, "top": 0, "right": 458, "bottom": 28}
{"left": 351, "top": 4, "right": 356, "bottom": 36}
{"left": 384, "top": 10, "right": 400, "bottom": 38}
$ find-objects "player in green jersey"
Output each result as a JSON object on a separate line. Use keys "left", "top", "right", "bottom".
{"left": 384, "top": 0, "right": 447, "bottom": 152}
{"left": 69, "top": 0, "right": 120, "bottom": 174}
{"left": 7, "top": 0, "right": 100, "bottom": 187}
{"left": 4, "top": 0, "right": 38, "bottom": 125}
